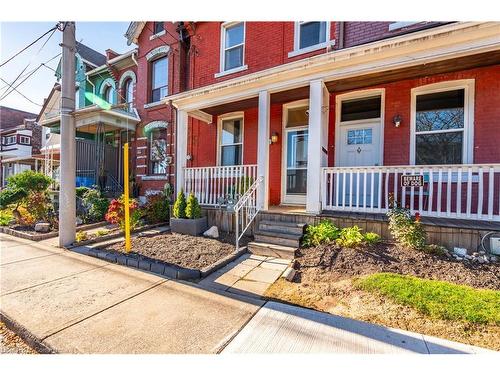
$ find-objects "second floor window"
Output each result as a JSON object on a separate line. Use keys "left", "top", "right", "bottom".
{"left": 124, "top": 78, "right": 134, "bottom": 111}
{"left": 19, "top": 136, "right": 30, "bottom": 145}
{"left": 153, "top": 22, "right": 164, "bottom": 35}
{"left": 297, "top": 21, "right": 327, "bottom": 50}
{"left": 222, "top": 22, "right": 245, "bottom": 71}
{"left": 2, "top": 135, "right": 16, "bottom": 145}
{"left": 151, "top": 57, "right": 168, "bottom": 102}
{"left": 103, "top": 85, "right": 114, "bottom": 105}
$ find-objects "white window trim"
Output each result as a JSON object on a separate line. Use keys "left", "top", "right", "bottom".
{"left": 99, "top": 78, "right": 116, "bottom": 104}
{"left": 4, "top": 135, "right": 16, "bottom": 145}
{"left": 334, "top": 88, "right": 385, "bottom": 167}
{"left": 149, "top": 29, "right": 166, "bottom": 41}
{"left": 388, "top": 22, "right": 420, "bottom": 32}
{"left": 150, "top": 55, "right": 169, "bottom": 103}
{"left": 289, "top": 21, "right": 332, "bottom": 58}
{"left": 148, "top": 126, "right": 168, "bottom": 175}
{"left": 409, "top": 79, "right": 475, "bottom": 165}
{"left": 217, "top": 111, "right": 245, "bottom": 166}
{"left": 19, "top": 136, "right": 30, "bottom": 145}
{"left": 217, "top": 22, "right": 246, "bottom": 76}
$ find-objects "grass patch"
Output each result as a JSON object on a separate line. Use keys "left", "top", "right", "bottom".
{"left": 356, "top": 272, "right": 500, "bottom": 325}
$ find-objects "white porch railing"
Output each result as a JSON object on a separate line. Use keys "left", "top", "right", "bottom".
{"left": 234, "top": 176, "right": 263, "bottom": 250}
{"left": 183, "top": 164, "right": 258, "bottom": 206}
{"left": 322, "top": 164, "right": 500, "bottom": 222}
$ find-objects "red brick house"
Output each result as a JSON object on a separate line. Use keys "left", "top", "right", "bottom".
{"left": 126, "top": 21, "right": 500, "bottom": 249}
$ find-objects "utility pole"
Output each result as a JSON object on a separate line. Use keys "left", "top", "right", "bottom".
{"left": 59, "top": 21, "right": 76, "bottom": 247}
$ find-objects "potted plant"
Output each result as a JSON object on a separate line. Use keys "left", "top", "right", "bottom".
{"left": 170, "top": 190, "right": 207, "bottom": 236}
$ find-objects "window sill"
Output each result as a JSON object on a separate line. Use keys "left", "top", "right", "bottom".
{"left": 141, "top": 175, "right": 169, "bottom": 181}
{"left": 214, "top": 65, "right": 248, "bottom": 78}
{"left": 388, "top": 22, "right": 420, "bottom": 32}
{"left": 288, "top": 40, "right": 335, "bottom": 58}
{"left": 149, "top": 30, "right": 166, "bottom": 41}
{"left": 144, "top": 100, "right": 166, "bottom": 109}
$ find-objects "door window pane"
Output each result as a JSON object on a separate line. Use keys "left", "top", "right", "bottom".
{"left": 149, "top": 128, "right": 167, "bottom": 174}
{"left": 299, "top": 22, "right": 327, "bottom": 49}
{"left": 341, "top": 96, "right": 381, "bottom": 122}
{"left": 286, "top": 130, "right": 308, "bottom": 195}
{"left": 347, "top": 129, "right": 372, "bottom": 145}
{"left": 286, "top": 169, "right": 308, "bottom": 194}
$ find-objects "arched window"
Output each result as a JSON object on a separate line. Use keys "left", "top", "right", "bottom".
{"left": 103, "top": 85, "right": 114, "bottom": 105}
{"left": 124, "top": 78, "right": 134, "bottom": 111}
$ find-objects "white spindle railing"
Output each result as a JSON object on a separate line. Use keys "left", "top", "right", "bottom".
{"left": 322, "top": 164, "right": 500, "bottom": 222}
{"left": 234, "top": 176, "right": 263, "bottom": 250}
{"left": 183, "top": 164, "right": 258, "bottom": 206}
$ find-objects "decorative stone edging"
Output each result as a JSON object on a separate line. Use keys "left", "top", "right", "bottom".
{"left": 0, "top": 221, "right": 107, "bottom": 241}
{"left": 71, "top": 245, "right": 201, "bottom": 281}
{"left": 69, "top": 222, "right": 168, "bottom": 248}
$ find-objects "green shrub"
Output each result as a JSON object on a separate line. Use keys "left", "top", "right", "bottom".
{"left": 144, "top": 193, "right": 169, "bottom": 223}
{"left": 82, "top": 189, "right": 109, "bottom": 223}
{"left": 173, "top": 189, "right": 187, "bottom": 219}
{"left": 76, "top": 186, "right": 90, "bottom": 198}
{"left": 356, "top": 273, "right": 500, "bottom": 325}
{"left": 387, "top": 206, "right": 426, "bottom": 250}
{"left": 336, "top": 226, "right": 365, "bottom": 248}
{"left": 6, "top": 170, "right": 52, "bottom": 193}
{"left": 364, "top": 232, "right": 381, "bottom": 245}
{"left": 75, "top": 230, "right": 88, "bottom": 242}
{"left": 0, "top": 209, "right": 14, "bottom": 226}
{"left": 302, "top": 220, "right": 340, "bottom": 247}
{"left": 0, "top": 188, "right": 28, "bottom": 209}
{"left": 96, "top": 229, "right": 110, "bottom": 237}
{"left": 185, "top": 192, "right": 202, "bottom": 219}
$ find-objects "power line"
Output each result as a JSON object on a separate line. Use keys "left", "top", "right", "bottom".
{"left": 0, "top": 24, "right": 59, "bottom": 68}
{"left": 0, "top": 53, "right": 61, "bottom": 101}
{"left": 0, "top": 77, "right": 43, "bottom": 106}
{"left": 0, "top": 27, "right": 58, "bottom": 98}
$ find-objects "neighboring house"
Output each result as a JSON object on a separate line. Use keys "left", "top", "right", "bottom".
{"left": 125, "top": 21, "right": 500, "bottom": 248}
{"left": 37, "top": 42, "right": 140, "bottom": 195}
{"left": 0, "top": 106, "right": 41, "bottom": 186}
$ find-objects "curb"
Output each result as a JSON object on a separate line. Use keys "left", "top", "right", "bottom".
{"left": 0, "top": 311, "right": 56, "bottom": 354}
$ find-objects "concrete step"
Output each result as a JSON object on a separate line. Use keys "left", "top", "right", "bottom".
{"left": 254, "top": 232, "right": 301, "bottom": 248}
{"left": 248, "top": 242, "right": 297, "bottom": 259}
{"left": 258, "top": 221, "right": 306, "bottom": 235}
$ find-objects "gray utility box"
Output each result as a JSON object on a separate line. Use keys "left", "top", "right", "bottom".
{"left": 170, "top": 217, "right": 208, "bottom": 236}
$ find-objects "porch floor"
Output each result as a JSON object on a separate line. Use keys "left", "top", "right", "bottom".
{"left": 265, "top": 205, "right": 307, "bottom": 215}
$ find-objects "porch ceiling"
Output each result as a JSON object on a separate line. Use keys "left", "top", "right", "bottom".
{"left": 200, "top": 96, "right": 258, "bottom": 116}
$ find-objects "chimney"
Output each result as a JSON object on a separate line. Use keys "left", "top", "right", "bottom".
{"left": 106, "top": 49, "right": 119, "bottom": 61}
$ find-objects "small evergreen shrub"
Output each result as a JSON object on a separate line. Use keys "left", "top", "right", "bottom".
{"left": 185, "top": 192, "right": 202, "bottom": 219}
{"left": 302, "top": 220, "right": 340, "bottom": 247}
{"left": 423, "top": 244, "right": 448, "bottom": 256}
{"left": 144, "top": 193, "right": 169, "bottom": 223}
{"left": 173, "top": 190, "right": 187, "bottom": 219}
{"left": 336, "top": 226, "right": 365, "bottom": 248}
{"left": 387, "top": 205, "right": 426, "bottom": 250}
{"left": 76, "top": 186, "right": 90, "bottom": 198}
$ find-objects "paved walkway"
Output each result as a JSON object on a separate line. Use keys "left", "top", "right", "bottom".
{"left": 199, "top": 254, "right": 290, "bottom": 298}
{"left": 0, "top": 233, "right": 493, "bottom": 354}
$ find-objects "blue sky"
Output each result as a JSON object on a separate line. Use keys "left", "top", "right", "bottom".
{"left": 0, "top": 22, "right": 131, "bottom": 114}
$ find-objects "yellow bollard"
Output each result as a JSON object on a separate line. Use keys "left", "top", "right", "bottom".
{"left": 123, "top": 143, "right": 131, "bottom": 252}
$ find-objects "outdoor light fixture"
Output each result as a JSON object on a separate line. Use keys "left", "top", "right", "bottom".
{"left": 270, "top": 132, "right": 279, "bottom": 144}
{"left": 393, "top": 114, "right": 402, "bottom": 128}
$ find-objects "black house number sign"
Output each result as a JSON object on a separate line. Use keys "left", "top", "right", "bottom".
{"left": 400, "top": 175, "right": 424, "bottom": 187}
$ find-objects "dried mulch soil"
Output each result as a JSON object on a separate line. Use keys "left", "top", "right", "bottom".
{"left": 104, "top": 232, "right": 245, "bottom": 269}
{"left": 0, "top": 322, "right": 37, "bottom": 354}
{"left": 294, "top": 242, "right": 500, "bottom": 290}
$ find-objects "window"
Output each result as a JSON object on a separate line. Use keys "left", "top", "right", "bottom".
{"left": 414, "top": 89, "right": 465, "bottom": 165}
{"left": 149, "top": 128, "right": 167, "bottom": 174}
{"left": 151, "top": 56, "right": 168, "bottom": 102}
{"left": 341, "top": 96, "right": 381, "bottom": 122}
{"left": 298, "top": 22, "right": 327, "bottom": 49}
{"left": 3, "top": 135, "right": 16, "bottom": 145}
{"left": 153, "top": 22, "right": 164, "bottom": 35}
{"left": 221, "top": 22, "right": 245, "bottom": 72}
{"left": 75, "top": 87, "right": 80, "bottom": 109}
{"left": 103, "top": 85, "right": 114, "bottom": 105}
{"left": 347, "top": 129, "right": 372, "bottom": 145}
{"left": 124, "top": 78, "right": 134, "bottom": 111}
{"left": 220, "top": 117, "right": 243, "bottom": 166}
{"left": 19, "top": 136, "right": 30, "bottom": 145}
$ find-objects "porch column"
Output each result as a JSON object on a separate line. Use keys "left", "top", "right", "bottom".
{"left": 257, "top": 90, "right": 270, "bottom": 210}
{"left": 175, "top": 109, "right": 188, "bottom": 195}
{"left": 306, "top": 79, "right": 329, "bottom": 214}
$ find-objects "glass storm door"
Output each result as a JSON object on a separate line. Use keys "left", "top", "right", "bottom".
{"left": 284, "top": 128, "right": 308, "bottom": 204}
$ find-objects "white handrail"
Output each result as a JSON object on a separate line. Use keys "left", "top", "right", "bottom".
{"left": 234, "top": 176, "right": 263, "bottom": 251}
{"left": 322, "top": 164, "right": 500, "bottom": 222}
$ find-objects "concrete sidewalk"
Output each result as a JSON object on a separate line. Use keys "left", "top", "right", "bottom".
{"left": 0, "top": 233, "right": 493, "bottom": 354}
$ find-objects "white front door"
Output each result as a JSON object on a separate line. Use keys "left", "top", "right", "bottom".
{"left": 337, "top": 120, "right": 382, "bottom": 207}
{"left": 338, "top": 121, "right": 381, "bottom": 167}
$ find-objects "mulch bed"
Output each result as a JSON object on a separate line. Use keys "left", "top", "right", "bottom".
{"left": 0, "top": 322, "right": 37, "bottom": 354}
{"left": 294, "top": 242, "right": 500, "bottom": 290}
{"left": 103, "top": 232, "right": 246, "bottom": 270}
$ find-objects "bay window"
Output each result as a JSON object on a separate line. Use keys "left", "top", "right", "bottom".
{"left": 219, "top": 116, "right": 243, "bottom": 166}
{"left": 151, "top": 56, "right": 168, "bottom": 102}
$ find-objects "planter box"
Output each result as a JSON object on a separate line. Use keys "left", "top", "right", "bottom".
{"left": 170, "top": 217, "right": 208, "bottom": 236}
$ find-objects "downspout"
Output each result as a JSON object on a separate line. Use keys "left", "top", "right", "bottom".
{"left": 86, "top": 75, "right": 96, "bottom": 104}
{"left": 131, "top": 51, "right": 138, "bottom": 66}
{"left": 337, "top": 21, "right": 345, "bottom": 50}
